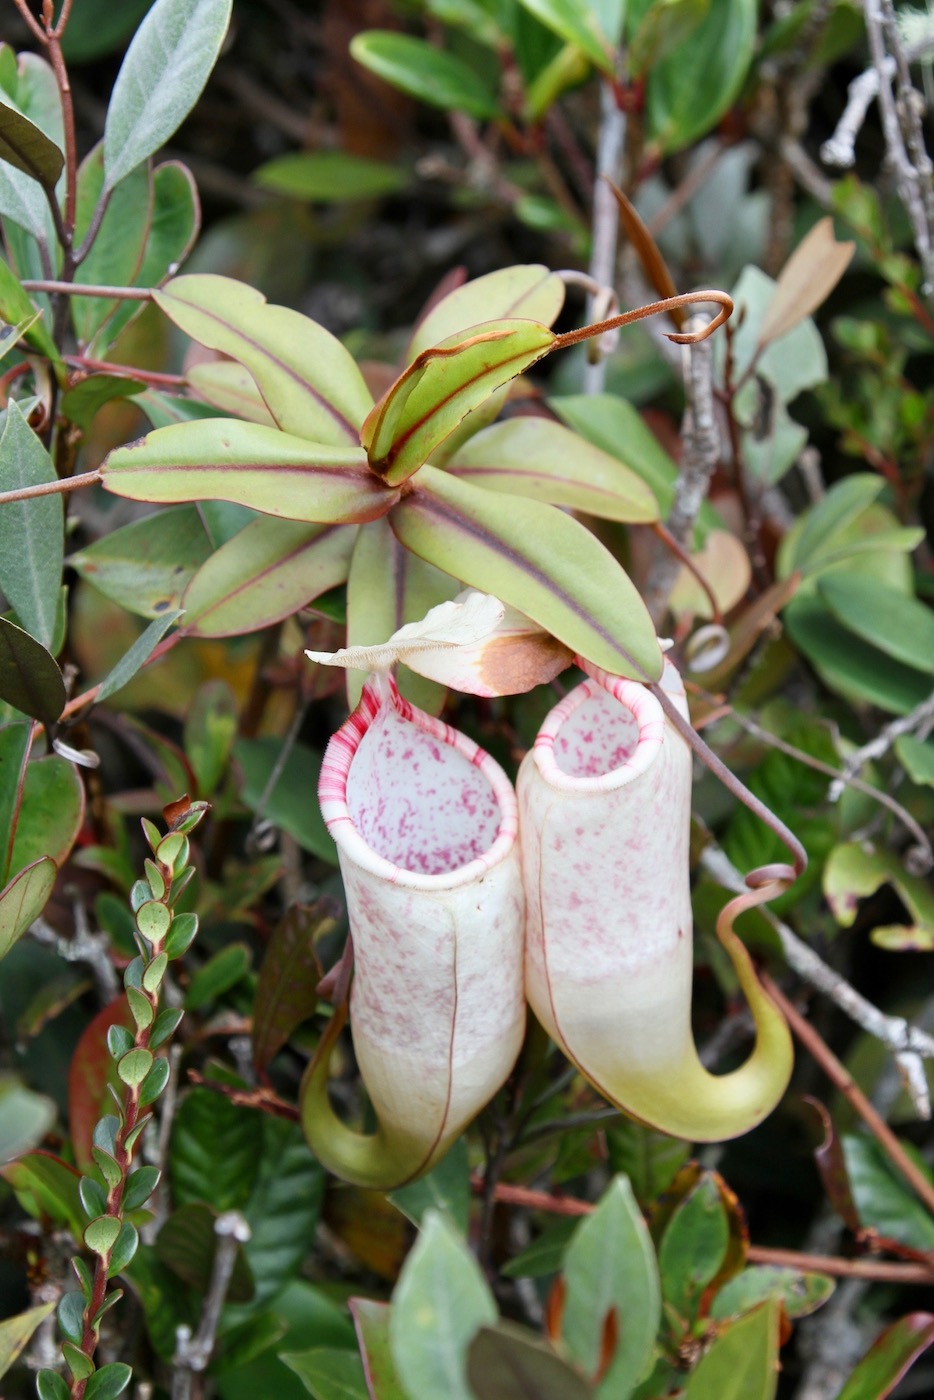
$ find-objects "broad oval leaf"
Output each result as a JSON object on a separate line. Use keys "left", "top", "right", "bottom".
{"left": 182, "top": 518, "right": 355, "bottom": 638}
{"left": 0, "top": 618, "right": 64, "bottom": 726}
{"left": 409, "top": 264, "right": 565, "bottom": 359}
{"left": 784, "top": 596, "right": 931, "bottom": 717}
{"left": 469, "top": 1322, "right": 595, "bottom": 1400}
{"left": 646, "top": 0, "right": 757, "bottom": 154}
{"left": 0, "top": 402, "right": 64, "bottom": 650}
{"left": 0, "top": 857, "right": 57, "bottom": 961}
{"left": 0, "top": 99, "right": 63, "bottom": 190}
{"left": 103, "top": 0, "right": 233, "bottom": 190}
{"left": 170, "top": 1086, "right": 263, "bottom": 1212}
{"left": 350, "top": 31, "right": 502, "bottom": 121}
{"left": 658, "top": 1173, "right": 729, "bottom": 1320}
{"left": 835, "top": 1313, "right": 934, "bottom": 1400}
{"left": 817, "top": 572, "right": 934, "bottom": 675}
{"left": 711, "top": 1266, "right": 834, "bottom": 1323}
{"left": 516, "top": 0, "right": 615, "bottom": 71}
{"left": 362, "top": 319, "right": 556, "bottom": 485}
{"left": 389, "top": 466, "right": 663, "bottom": 680}
{"left": 683, "top": 1300, "right": 780, "bottom": 1399}
{"left": 9, "top": 755, "right": 85, "bottom": 879}
{"left": 243, "top": 1118, "right": 325, "bottom": 1307}
{"left": 448, "top": 417, "right": 659, "bottom": 522}
{"left": 282, "top": 1348, "right": 369, "bottom": 1400}
{"left": 101, "top": 420, "right": 395, "bottom": 524}
{"left": 562, "top": 1175, "right": 661, "bottom": 1398}
{"left": 155, "top": 274, "right": 372, "bottom": 445}
{"left": 68, "top": 504, "right": 213, "bottom": 619}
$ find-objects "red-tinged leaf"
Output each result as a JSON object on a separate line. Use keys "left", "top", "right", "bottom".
{"left": 607, "top": 182, "right": 685, "bottom": 329}
{"left": 805, "top": 1097, "right": 861, "bottom": 1232}
{"left": 101, "top": 420, "right": 395, "bottom": 524}
{"left": 252, "top": 902, "right": 336, "bottom": 1071}
{"left": 154, "top": 274, "right": 372, "bottom": 446}
{"left": 835, "top": 1314, "right": 934, "bottom": 1400}
{"left": 0, "top": 857, "right": 57, "bottom": 961}
{"left": 447, "top": 417, "right": 659, "bottom": 523}
{"left": 187, "top": 360, "right": 277, "bottom": 427}
{"left": 361, "top": 319, "right": 556, "bottom": 486}
{"left": 68, "top": 998, "right": 134, "bottom": 1174}
{"left": 182, "top": 518, "right": 356, "bottom": 638}
{"left": 389, "top": 466, "right": 663, "bottom": 680}
{"left": 350, "top": 1298, "right": 409, "bottom": 1400}
{"left": 408, "top": 264, "right": 565, "bottom": 359}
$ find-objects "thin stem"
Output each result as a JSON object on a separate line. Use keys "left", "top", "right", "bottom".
{"left": 762, "top": 975, "right": 934, "bottom": 1221}
{"left": 74, "top": 188, "right": 115, "bottom": 268}
{"left": 0, "top": 469, "right": 101, "bottom": 506}
{"left": 67, "top": 356, "right": 187, "bottom": 388}
{"left": 22, "top": 280, "right": 153, "bottom": 301}
{"left": 172, "top": 1213, "right": 251, "bottom": 1399}
{"left": 552, "top": 289, "right": 733, "bottom": 351}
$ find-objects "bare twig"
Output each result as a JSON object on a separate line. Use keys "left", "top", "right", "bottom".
{"left": 583, "top": 83, "right": 626, "bottom": 394}
{"left": 22, "top": 280, "right": 153, "bottom": 300}
{"left": 30, "top": 909, "right": 119, "bottom": 1004}
{"left": 828, "top": 687, "right": 934, "bottom": 802}
{"left": 701, "top": 845, "right": 934, "bottom": 1118}
{"left": 172, "top": 1212, "right": 251, "bottom": 1400}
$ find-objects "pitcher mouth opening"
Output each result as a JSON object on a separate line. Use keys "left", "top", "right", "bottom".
{"left": 532, "top": 674, "right": 666, "bottom": 794}
{"left": 319, "top": 677, "right": 518, "bottom": 888}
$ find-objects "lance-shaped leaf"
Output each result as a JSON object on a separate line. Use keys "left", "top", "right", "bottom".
{"left": 448, "top": 418, "right": 659, "bottom": 523}
{"left": 101, "top": 420, "right": 395, "bottom": 524}
{"left": 362, "top": 319, "right": 556, "bottom": 486}
{"left": 0, "top": 402, "right": 64, "bottom": 650}
{"left": 389, "top": 466, "right": 663, "bottom": 680}
{"left": 350, "top": 1299, "right": 409, "bottom": 1400}
{"left": 835, "top": 1313, "right": 934, "bottom": 1400}
{"left": 154, "top": 275, "right": 372, "bottom": 445}
{"left": 0, "top": 100, "right": 63, "bottom": 191}
{"left": 0, "top": 858, "right": 57, "bottom": 961}
{"left": 408, "top": 264, "right": 565, "bottom": 359}
{"left": 182, "top": 518, "right": 356, "bottom": 637}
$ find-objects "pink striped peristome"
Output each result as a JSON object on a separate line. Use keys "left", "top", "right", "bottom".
{"left": 518, "top": 657, "right": 793, "bottom": 1142}
{"left": 302, "top": 673, "right": 525, "bottom": 1188}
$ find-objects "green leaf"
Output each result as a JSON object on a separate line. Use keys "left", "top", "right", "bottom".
{"left": 0, "top": 618, "right": 64, "bottom": 726}
{"left": 711, "top": 1266, "right": 834, "bottom": 1322}
{"left": 0, "top": 253, "right": 58, "bottom": 362}
{"left": 683, "top": 1300, "right": 780, "bottom": 1399}
{"left": 60, "top": 0, "right": 155, "bottom": 62}
{"left": 562, "top": 1175, "right": 660, "bottom": 1399}
{"left": 1, "top": 1150, "right": 84, "bottom": 1237}
{"left": 779, "top": 474, "right": 885, "bottom": 577}
{"left": 69, "top": 504, "right": 213, "bottom": 619}
{"left": 83, "top": 1362, "right": 132, "bottom": 1400}
{"left": 841, "top": 1134, "right": 934, "bottom": 1253}
{"left": 243, "top": 1118, "right": 325, "bottom": 1306}
{"left": 605, "top": 1121, "right": 691, "bottom": 1207}
{"left": 101, "top": 420, "right": 390, "bottom": 524}
{"left": 103, "top": 0, "right": 233, "bottom": 189}
{"left": 60, "top": 374, "right": 148, "bottom": 432}
{"left": 156, "top": 1202, "right": 254, "bottom": 1303}
{"left": 361, "top": 318, "right": 555, "bottom": 485}
{"left": 154, "top": 274, "right": 372, "bottom": 446}
{"left": 784, "top": 596, "right": 932, "bottom": 716}
{"left": 0, "top": 98, "right": 63, "bottom": 190}
{"left": 85, "top": 1213, "right": 121, "bottom": 1256}
{"left": 187, "top": 360, "right": 276, "bottom": 427}
{"left": 895, "top": 735, "right": 934, "bottom": 788}
{"left": 37, "top": 1366, "right": 71, "bottom": 1400}
{"left": 350, "top": 31, "right": 501, "bottom": 120}
{"left": 515, "top": 0, "right": 614, "bottom": 71}
{"left": 9, "top": 755, "right": 84, "bottom": 880}
{"left": 390, "top": 1138, "right": 471, "bottom": 1234}
{"left": 501, "top": 1218, "right": 578, "bottom": 1279}
{"left": 628, "top": 0, "right": 709, "bottom": 76}
{"left": 252, "top": 903, "right": 332, "bottom": 1072}
{"left": 824, "top": 841, "right": 934, "bottom": 951}
{"left": 234, "top": 737, "right": 335, "bottom": 862}
{"left": 0, "top": 856, "right": 56, "bottom": 962}
{"left": 348, "top": 1299, "right": 408, "bottom": 1399}
{"left": 281, "top": 1348, "right": 368, "bottom": 1400}
{"left": 183, "top": 679, "right": 237, "bottom": 795}
{"left": 95, "top": 609, "right": 183, "bottom": 703}
{"left": 658, "top": 1173, "right": 730, "bottom": 1321}
{"left": 389, "top": 466, "right": 663, "bottom": 680}
{"left": 834, "top": 1313, "right": 934, "bottom": 1400}
{"left": 818, "top": 573, "right": 934, "bottom": 674}
{"left": 182, "top": 518, "right": 355, "bottom": 638}
{"left": 389, "top": 1212, "right": 497, "bottom": 1400}
{"left": 72, "top": 143, "right": 151, "bottom": 344}
{"left": 170, "top": 1086, "right": 263, "bottom": 1212}
{"left": 0, "top": 1072, "right": 55, "bottom": 1160}
{"left": 0, "top": 401, "right": 64, "bottom": 649}
{"left": 646, "top": 0, "right": 757, "bottom": 153}
{"left": 0, "top": 53, "right": 62, "bottom": 257}
{"left": 448, "top": 417, "right": 659, "bottom": 522}
{"left": 124, "top": 1165, "right": 161, "bottom": 1212}
{"left": 409, "top": 264, "right": 565, "bottom": 359}
{"left": 254, "top": 151, "right": 408, "bottom": 202}
{"left": 182, "top": 941, "right": 251, "bottom": 1011}
{"left": 468, "top": 1322, "right": 596, "bottom": 1399}
{"left": 57, "top": 1291, "right": 86, "bottom": 1345}
{"left": 0, "top": 1301, "right": 54, "bottom": 1379}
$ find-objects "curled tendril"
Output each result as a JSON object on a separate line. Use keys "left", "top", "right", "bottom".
{"left": 553, "top": 289, "right": 734, "bottom": 352}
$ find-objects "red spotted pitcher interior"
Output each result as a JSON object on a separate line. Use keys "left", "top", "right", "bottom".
{"left": 552, "top": 686, "right": 640, "bottom": 778}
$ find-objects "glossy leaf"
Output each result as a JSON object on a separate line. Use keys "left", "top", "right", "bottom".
{"left": 282, "top": 1348, "right": 369, "bottom": 1400}
{"left": 69, "top": 504, "right": 213, "bottom": 619}
{"left": 818, "top": 572, "right": 934, "bottom": 674}
{"left": 243, "top": 1118, "right": 325, "bottom": 1306}
{"left": 9, "top": 755, "right": 84, "bottom": 879}
{"left": 155, "top": 274, "right": 371, "bottom": 445}
{"left": 841, "top": 1133, "right": 934, "bottom": 1253}
{"left": 835, "top": 1313, "right": 934, "bottom": 1400}
{"left": 0, "top": 402, "right": 64, "bottom": 649}
{"left": 103, "top": 0, "right": 233, "bottom": 189}
{"left": 255, "top": 151, "right": 407, "bottom": 202}
{"left": 0, "top": 857, "right": 57, "bottom": 961}
{"left": 646, "top": 0, "right": 757, "bottom": 154}
{"left": 155, "top": 1202, "right": 255, "bottom": 1303}
{"left": 36, "top": 1369, "right": 70, "bottom": 1400}
{"left": 659, "top": 1172, "right": 730, "bottom": 1320}
{"left": 82, "top": 1362, "right": 132, "bottom": 1400}
{"left": 0, "top": 1301, "right": 55, "bottom": 1379}
{"left": 516, "top": 0, "right": 614, "bottom": 71}
{"left": 60, "top": 374, "right": 148, "bottom": 432}
{"left": 101, "top": 420, "right": 391, "bottom": 524}
{"left": 0, "top": 99, "right": 62, "bottom": 190}
{"left": 96, "top": 610, "right": 183, "bottom": 702}
{"left": 684, "top": 1300, "right": 780, "bottom": 1399}
{"left": 711, "top": 1266, "right": 835, "bottom": 1322}
{"left": 0, "top": 617, "right": 64, "bottom": 726}
{"left": 183, "top": 518, "right": 355, "bottom": 638}
{"left": 469, "top": 1322, "right": 595, "bottom": 1399}
{"left": 408, "top": 264, "right": 565, "bottom": 359}
{"left": 448, "top": 417, "right": 659, "bottom": 522}
{"left": 628, "top": 0, "right": 708, "bottom": 76}
{"left": 361, "top": 318, "right": 555, "bottom": 485}
{"left": 68, "top": 999, "right": 134, "bottom": 1173}
{"left": 350, "top": 31, "right": 501, "bottom": 121}
{"left": 234, "top": 737, "right": 335, "bottom": 862}
{"left": 389, "top": 466, "right": 663, "bottom": 680}
{"left": 252, "top": 902, "right": 332, "bottom": 1071}
{"left": 170, "top": 1086, "right": 263, "bottom": 1211}
{"left": 562, "top": 1175, "right": 660, "bottom": 1398}
{"left": 349, "top": 1299, "right": 408, "bottom": 1400}
{"left": 389, "top": 1211, "right": 497, "bottom": 1400}
{"left": 72, "top": 144, "right": 151, "bottom": 344}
